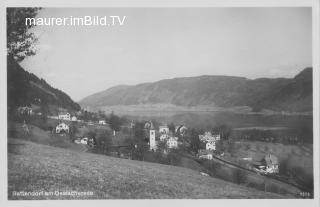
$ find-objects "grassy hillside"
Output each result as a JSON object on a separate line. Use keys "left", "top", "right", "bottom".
{"left": 80, "top": 68, "right": 312, "bottom": 112}
{"left": 8, "top": 138, "right": 286, "bottom": 199}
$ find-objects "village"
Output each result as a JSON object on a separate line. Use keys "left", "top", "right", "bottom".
{"left": 12, "top": 100, "right": 316, "bottom": 199}
{"left": 16, "top": 106, "right": 280, "bottom": 176}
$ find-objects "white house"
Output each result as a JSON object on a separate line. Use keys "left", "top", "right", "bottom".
{"left": 58, "top": 112, "right": 71, "bottom": 121}
{"left": 160, "top": 134, "right": 169, "bottom": 141}
{"left": 98, "top": 120, "right": 106, "bottom": 125}
{"left": 199, "top": 132, "right": 221, "bottom": 151}
{"left": 199, "top": 154, "right": 213, "bottom": 160}
{"left": 159, "top": 125, "right": 170, "bottom": 134}
{"left": 56, "top": 123, "right": 69, "bottom": 133}
{"left": 206, "top": 141, "right": 216, "bottom": 151}
{"left": 80, "top": 137, "right": 88, "bottom": 144}
{"left": 253, "top": 154, "right": 279, "bottom": 174}
{"left": 17, "top": 106, "right": 33, "bottom": 115}
{"left": 71, "top": 116, "right": 77, "bottom": 121}
{"left": 167, "top": 137, "right": 178, "bottom": 149}
{"left": 264, "top": 154, "right": 279, "bottom": 174}
{"left": 199, "top": 132, "right": 220, "bottom": 142}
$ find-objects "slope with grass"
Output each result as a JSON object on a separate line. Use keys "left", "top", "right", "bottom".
{"left": 8, "top": 138, "right": 287, "bottom": 199}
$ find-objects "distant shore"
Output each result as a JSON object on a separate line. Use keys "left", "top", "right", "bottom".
{"left": 82, "top": 104, "right": 312, "bottom": 116}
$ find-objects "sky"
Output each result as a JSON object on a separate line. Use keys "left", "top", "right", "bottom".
{"left": 21, "top": 8, "right": 312, "bottom": 101}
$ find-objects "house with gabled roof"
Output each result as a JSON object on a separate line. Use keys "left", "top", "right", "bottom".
{"left": 58, "top": 112, "right": 71, "bottom": 120}
{"left": 56, "top": 122, "right": 69, "bottom": 134}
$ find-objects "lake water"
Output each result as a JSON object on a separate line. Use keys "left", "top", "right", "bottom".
{"left": 119, "top": 111, "right": 312, "bottom": 130}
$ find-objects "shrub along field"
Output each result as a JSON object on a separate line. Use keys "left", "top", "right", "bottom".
{"left": 8, "top": 138, "right": 287, "bottom": 199}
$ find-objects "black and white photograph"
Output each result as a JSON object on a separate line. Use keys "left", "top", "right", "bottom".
{"left": 2, "top": 0, "right": 320, "bottom": 205}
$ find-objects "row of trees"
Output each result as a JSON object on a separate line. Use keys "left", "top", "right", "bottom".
{"left": 231, "top": 128, "right": 312, "bottom": 144}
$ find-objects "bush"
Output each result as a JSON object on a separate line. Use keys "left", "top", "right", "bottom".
{"left": 167, "top": 150, "right": 182, "bottom": 165}
{"left": 232, "top": 169, "right": 247, "bottom": 185}
{"left": 267, "top": 184, "right": 280, "bottom": 194}
{"left": 92, "top": 129, "right": 112, "bottom": 155}
{"left": 201, "top": 160, "right": 222, "bottom": 176}
{"left": 279, "top": 157, "right": 290, "bottom": 176}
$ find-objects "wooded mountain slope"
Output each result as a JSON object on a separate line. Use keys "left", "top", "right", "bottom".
{"left": 7, "top": 58, "right": 80, "bottom": 112}
{"left": 80, "top": 68, "right": 312, "bottom": 112}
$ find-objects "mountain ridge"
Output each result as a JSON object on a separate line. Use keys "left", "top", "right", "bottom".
{"left": 79, "top": 68, "right": 312, "bottom": 112}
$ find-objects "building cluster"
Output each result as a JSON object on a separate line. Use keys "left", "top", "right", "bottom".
{"left": 199, "top": 132, "right": 221, "bottom": 151}
{"left": 16, "top": 106, "right": 42, "bottom": 116}
{"left": 253, "top": 154, "right": 279, "bottom": 174}
{"left": 58, "top": 112, "right": 78, "bottom": 121}
{"left": 147, "top": 122, "right": 185, "bottom": 151}
{"left": 74, "top": 137, "right": 95, "bottom": 147}
{"left": 198, "top": 132, "right": 221, "bottom": 160}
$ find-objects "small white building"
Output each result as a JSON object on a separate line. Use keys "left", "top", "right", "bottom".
{"left": 80, "top": 137, "right": 88, "bottom": 144}
{"left": 17, "top": 106, "right": 33, "bottom": 115}
{"left": 167, "top": 137, "right": 178, "bottom": 149}
{"left": 56, "top": 123, "right": 69, "bottom": 133}
{"left": 206, "top": 141, "right": 216, "bottom": 151}
{"left": 199, "top": 132, "right": 220, "bottom": 142}
{"left": 199, "top": 132, "right": 220, "bottom": 151}
{"left": 264, "top": 154, "right": 279, "bottom": 174}
{"left": 71, "top": 116, "right": 77, "bottom": 121}
{"left": 159, "top": 125, "right": 170, "bottom": 134}
{"left": 98, "top": 120, "right": 106, "bottom": 125}
{"left": 160, "top": 134, "right": 169, "bottom": 141}
{"left": 199, "top": 154, "right": 213, "bottom": 160}
{"left": 58, "top": 112, "right": 71, "bottom": 121}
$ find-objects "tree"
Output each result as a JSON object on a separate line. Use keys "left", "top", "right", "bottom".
{"left": 168, "top": 123, "right": 175, "bottom": 134}
{"left": 156, "top": 140, "right": 168, "bottom": 153}
{"left": 69, "top": 123, "right": 78, "bottom": 141}
{"left": 214, "top": 124, "right": 232, "bottom": 140}
{"left": 94, "top": 129, "right": 112, "bottom": 155}
{"left": 124, "top": 121, "right": 148, "bottom": 160}
{"left": 226, "top": 140, "right": 236, "bottom": 156}
{"left": 215, "top": 140, "right": 225, "bottom": 154}
{"left": 185, "top": 128, "right": 201, "bottom": 155}
{"left": 7, "top": 8, "right": 41, "bottom": 62}
{"left": 109, "top": 111, "right": 122, "bottom": 133}
{"left": 167, "top": 149, "right": 182, "bottom": 165}
{"left": 232, "top": 169, "right": 247, "bottom": 185}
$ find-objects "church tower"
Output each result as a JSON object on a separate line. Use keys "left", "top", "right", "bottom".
{"left": 149, "top": 122, "right": 156, "bottom": 151}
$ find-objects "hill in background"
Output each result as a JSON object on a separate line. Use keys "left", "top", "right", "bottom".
{"left": 80, "top": 68, "right": 312, "bottom": 112}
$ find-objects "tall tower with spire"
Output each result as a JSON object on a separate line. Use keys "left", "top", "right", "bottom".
{"left": 149, "top": 121, "right": 156, "bottom": 151}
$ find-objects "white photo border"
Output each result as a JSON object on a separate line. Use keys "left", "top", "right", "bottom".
{"left": 0, "top": 1, "right": 319, "bottom": 207}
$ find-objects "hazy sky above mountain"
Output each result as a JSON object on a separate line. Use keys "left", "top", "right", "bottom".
{"left": 21, "top": 8, "right": 312, "bottom": 101}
